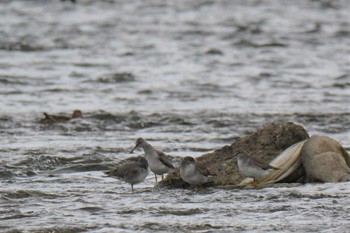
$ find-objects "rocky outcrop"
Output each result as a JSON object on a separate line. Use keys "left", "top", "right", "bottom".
{"left": 39, "top": 110, "right": 82, "bottom": 124}
{"left": 159, "top": 121, "right": 309, "bottom": 188}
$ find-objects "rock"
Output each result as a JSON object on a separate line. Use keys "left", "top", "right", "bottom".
{"left": 205, "top": 48, "right": 224, "bottom": 55}
{"left": 159, "top": 121, "right": 309, "bottom": 188}
{"left": 301, "top": 135, "right": 350, "bottom": 182}
{"left": 96, "top": 72, "right": 135, "bottom": 83}
{"left": 39, "top": 110, "right": 82, "bottom": 124}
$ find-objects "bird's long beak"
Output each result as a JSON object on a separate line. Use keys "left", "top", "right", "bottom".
{"left": 130, "top": 143, "right": 139, "bottom": 153}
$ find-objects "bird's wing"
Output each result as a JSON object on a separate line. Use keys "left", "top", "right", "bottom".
{"left": 105, "top": 167, "right": 121, "bottom": 178}
{"left": 105, "top": 163, "right": 134, "bottom": 179}
{"left": 250, "top": 158, "right": 280, "bottom": 170}
{"left": 125, "top": 168, "right": 143, "bottom": 181}
{"left": 157, "top": 151, "right": 174, "bottom": 169}
{"left": 195, "top": 161, "right": 212, "bottom": 176}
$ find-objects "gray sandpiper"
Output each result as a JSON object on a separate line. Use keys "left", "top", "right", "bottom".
{"left": 130, "top": 138, "right": 174, "bottom": 183}
{"left": 180, "top": 156, "right": 212, "bottom": 186}
{"left": 105, "top": 156, "right": 149, "bottom": 193}
{"left": 234, "top": 149, "right": 280, "bottom": 183}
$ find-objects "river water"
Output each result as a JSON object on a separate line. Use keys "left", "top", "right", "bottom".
{"left": 1, "top": 0, "right": 349, "bottom": 232}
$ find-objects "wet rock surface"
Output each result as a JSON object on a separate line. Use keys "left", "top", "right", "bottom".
{"left": 160, "top": 122, "right": 309, "bottom": 188}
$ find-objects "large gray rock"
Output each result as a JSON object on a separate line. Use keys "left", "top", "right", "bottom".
{"left": 159, "top": 121, "right": 309, "bottom": 188}
{"left": 301, "top": 135, "right": 350, "bottom": 182}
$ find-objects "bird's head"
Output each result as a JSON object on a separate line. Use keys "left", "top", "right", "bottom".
{"left": 130, "top": 138, "right": 145, "bottom": 153}
{"left": 181, "top": 156, "right": 195, "bottom": 166}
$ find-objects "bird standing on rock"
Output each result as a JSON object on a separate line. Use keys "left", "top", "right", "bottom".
{"left": 180, "top": 156, "right": 212, "bottom": 186}
{"left": 130, "top": 138, "right": 174, "bottom": 183}
{"left": 234, "top": 149, "right": 280, "bottom": 183}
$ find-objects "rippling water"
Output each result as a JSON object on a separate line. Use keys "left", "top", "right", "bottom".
{"left": 1, "top": 0, "right": 350, "bottom": 232}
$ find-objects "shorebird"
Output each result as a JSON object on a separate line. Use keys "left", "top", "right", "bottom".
{"left": 234, "top": 149, "right": 280, "bottom": 183}
{"left": 180, "top": 156, "right": 212, "bottom": 186}
{"left": 39, "top": 110, "right": 82, "bottom": 124}
{"left": 105, "top": 156, "right": 149, "bottom": 193}
{"left": 130, "top": 138, "right": 174, "bottom": 183}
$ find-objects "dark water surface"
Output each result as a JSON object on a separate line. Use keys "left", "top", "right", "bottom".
{"left": 1, "top": 0, "right": 350, "bottom": 232}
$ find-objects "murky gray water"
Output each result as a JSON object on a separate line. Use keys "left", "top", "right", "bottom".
{"left": 1, "top": 0, "right": 350, "bottom": 232}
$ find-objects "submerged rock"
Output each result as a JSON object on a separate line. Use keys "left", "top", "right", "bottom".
{"left": 159, "top": 122, "right": 309, "bottom": 188}
{"left": 95, "top": 72, "right": 135, "bottom": 83}
{"left": 39, "top": 110, "right": 83, "bottom": 124}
